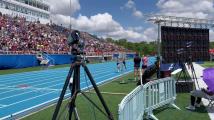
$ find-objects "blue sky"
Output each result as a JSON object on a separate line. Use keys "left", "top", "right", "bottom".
{"left": 49, "top": 0, "right": 214, "bottom": 42}
{"left": 78, "top": 0, "right": 158, "bottom": 28}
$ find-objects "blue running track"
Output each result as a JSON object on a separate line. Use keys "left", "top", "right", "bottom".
{"left": 0, "top": 58, "right": 156, "bottom": 119}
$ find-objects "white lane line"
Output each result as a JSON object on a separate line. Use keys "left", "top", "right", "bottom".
{"left": 0, "top": 64, "right": 132, "bottom": 95}
{"left": 0, "top": 67, "right": 133, "bottom": 101}
{"left": 0, "top": 104, "right": 8, "bottom": 109}
{"left": 4, "top": 91, "right": 57, "bottom": 107}
{"left": 0, "top": 63, "right": 124, "bottom": 85}
{"left": 0, "top": 64, "right": 120, "bottom": 88}
{"left": 0, "top": 61, "right": 126, "bottom": 82}
{"left": 3, "top": 69, "right": 133, "bottom": 109}
{"left": 0, "top": 87, "right": 61, "bottom": 92}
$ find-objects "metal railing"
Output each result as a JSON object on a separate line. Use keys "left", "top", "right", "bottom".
{"left": 118, "top": 77, "right": 180, "bottom": 120}
{"left": 43, "top": 54, "right": 55, "bottom": 66}
{"left": 118, "top": 85, "right": 145, "bottom": 120}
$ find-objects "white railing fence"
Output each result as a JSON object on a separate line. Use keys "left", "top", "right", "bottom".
{"left": 43, "top": 54, "right": 55, "bottom": 66}
{"left": 143, "top": 77, "right": 180, "bottom": 120}
{"left": 118, "top": 86, "right": 145, "bottom": 120}
{"left": 118, "top": 77, "right": 180, "bottom": 120}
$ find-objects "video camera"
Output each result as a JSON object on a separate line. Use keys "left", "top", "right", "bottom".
{"left": 67, "top": 30, "right": 85, "bottom": 55}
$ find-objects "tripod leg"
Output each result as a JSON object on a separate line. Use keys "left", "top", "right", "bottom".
{"left": 177, "top": 70, "right": 182, "bottom": 81}
{"left": 183, "top": 70, "right": 187, "bottom": 81}
{"left": 81, "top": 91, "right": 109, "bottom": 117}
{"left": 74, "top": 107, "right": 80, "bottom": 120}
{"left": 82, "top": 63, "right": 114, "bottom": 120}
{"left": 69, "top": 97, "right": 77, "bottom": 120}
{"left": 69, "top": 64, "right": 81, "bottom": 120}
{"left": 52, "top": 64, "right": 74, "bottom": 120}
{"left": 191, "top": 64, "right": 200, "bottom": 89}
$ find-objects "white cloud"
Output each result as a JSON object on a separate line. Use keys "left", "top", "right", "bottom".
{"left": 48, "top": 0, "right": 153, "bottom": 42}
{"left": 133, "top": 10, "right": 143, "bottom": 18}
{"left": 124, "top": 0, "right": 144, "bottom": 19}
{"left": 51, "top": 13, "right": 152, "bottom": 42}
{"left": 48, "top": 0, "right": 214, "bottom": 42}
{"left": 52, "top": 13, "right": 121, "bottom": 33}
{"left": 47, "top": 0, "right": 160, "bottom": 42}
{"left": 125, "top": 0, "right": 135, "bottom": 9}
{"left": 47, "top": 0, "right": 80, "bottom": 16}
{"left": 142, "top": 27, "right": 157, "bottom": 42}
{"left": 157, "top": 0, "right": 214, "bottom": 19}
{"left": 128, "top": 26, "right": 144, "bottom": 32}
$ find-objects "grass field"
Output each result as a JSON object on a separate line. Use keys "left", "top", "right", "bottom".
{"left": 201, "top": 61, "right": 214, "bottom": 68}
{"left": 20, "top": 73, "right": 209, "bottom": 120}
{"left": 19, "top": 73, "right": 209, "bottom": 120}
{"left": 21, "top": 73, "right": 137, "bottom": 120}
{"left": 0, "top": 62, "right": 211, "bottom": 120}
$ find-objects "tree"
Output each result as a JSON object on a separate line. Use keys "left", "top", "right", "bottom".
{"left": 107, "top": 38, "right": 156, "bottom": 55}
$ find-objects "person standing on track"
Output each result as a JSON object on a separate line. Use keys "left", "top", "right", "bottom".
{"left": 142, "top": 55, "right": 148, "bottom": 76}
{"left": 116, "top": 57, "right": 120, "bottom": 72}
{"left": 134, "top": 53, "right": 141, "bottom": 81}
{"left": 122, "top": 58, "right": 126, "bottom": 70}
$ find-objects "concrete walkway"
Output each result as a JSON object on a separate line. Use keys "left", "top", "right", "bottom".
{"left": 186, "top": 63, "right": 214, "bottom": 120}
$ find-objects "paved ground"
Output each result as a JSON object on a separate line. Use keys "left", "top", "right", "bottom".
{"left": 186, "top": 63, "right": 214, "bottom": 120}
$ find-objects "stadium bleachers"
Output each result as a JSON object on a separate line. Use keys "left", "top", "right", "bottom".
{"left": 0, "top": 13, "right": 126, "bottom": 55}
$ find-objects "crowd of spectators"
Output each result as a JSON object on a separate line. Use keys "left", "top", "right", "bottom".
{"left": 0, "top": 13, "right": 126, "bottom": 55}
{"left": 81, "top": 32, "right": 125, "bottom": 56}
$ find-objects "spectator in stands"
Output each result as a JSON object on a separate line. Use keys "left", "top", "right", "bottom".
{"left": 134, "top": 53, "right": 141, "bottom": 81}
{"left": 0, "top": 14, "right": 126, "bottom": 55}
{"left": 186, "top": 87, "right": 214, "bottom": 111}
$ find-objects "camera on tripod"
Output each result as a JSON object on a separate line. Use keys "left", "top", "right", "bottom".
{"left": 53, "top": 30, "right": 114, "bottom": 120}
{"left": 68, "top": 30, "right": 85, "bottom": 56}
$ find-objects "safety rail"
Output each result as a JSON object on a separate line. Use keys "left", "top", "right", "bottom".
{"left": 118, "top": 85, "right": 145, "bottom": 120}
{"left": 43, "top": 54, "right": 55, "bottom": 66}
{"left": 118, "top": 77, "right": 180, "bottom": 120}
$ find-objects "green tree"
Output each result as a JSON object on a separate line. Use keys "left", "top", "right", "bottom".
{"left": 108, "top": 38, "right": 156, "bottom": 55}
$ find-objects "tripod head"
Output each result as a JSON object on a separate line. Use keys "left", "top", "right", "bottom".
{"left": 67, "top": 30, "right": 86, "bottom": 63}
{"left": 68, "top": 30, "right": 85, "bottom": 55}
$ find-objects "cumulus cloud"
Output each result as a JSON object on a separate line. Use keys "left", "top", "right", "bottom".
{"left": 47, "top": 0, "right": 80, "bottom": 16}
{"left": 51, "top": 13, "right": 150, "bottom": 42}
{"left": 128, "top": 26, "right": 144, "bottom": 32}
{"left": 157, "top": 0, "right": 214, "bottom": 19}
{"left": 124, "top": 0, "right": 144, "bottom": 19}
{"left": 47, "top": 0, "right": 153, "bottom": 42}
{"left": 49, "top": 0, "right": 214, "bottom": 42}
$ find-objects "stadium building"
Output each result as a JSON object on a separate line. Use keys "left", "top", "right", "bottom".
{"left": 0, "top": 0, "right": 50, "bottom": 23}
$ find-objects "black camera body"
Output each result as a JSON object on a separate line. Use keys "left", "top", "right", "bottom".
{"left": 68, "top": 30, "right": 85, "bottom": 56}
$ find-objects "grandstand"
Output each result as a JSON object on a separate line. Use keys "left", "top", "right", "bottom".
{"left": 0, "top": 14, "right": 126, "bottom": 56}
{"left": 0, "top": 0, "right": 50, "bottom": 24}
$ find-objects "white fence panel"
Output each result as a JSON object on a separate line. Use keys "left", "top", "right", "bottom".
{"left": 118, "top": 77, "right": 180, "bottom": 120}
{"left": 118, "top": 86, "right": 145, "bottom": 120}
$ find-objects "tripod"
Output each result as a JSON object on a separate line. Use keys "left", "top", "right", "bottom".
{"left": 173, "top": 58, "right": 188, "bottom": 81}
{"left": 52, "top": 56, "right": 114, "bottom": 120}
{"left": 187, "top": 58, "right": 200, "bottom": 89}
{"left": 186, "top": 42, "right": 200, "bottom": 89}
